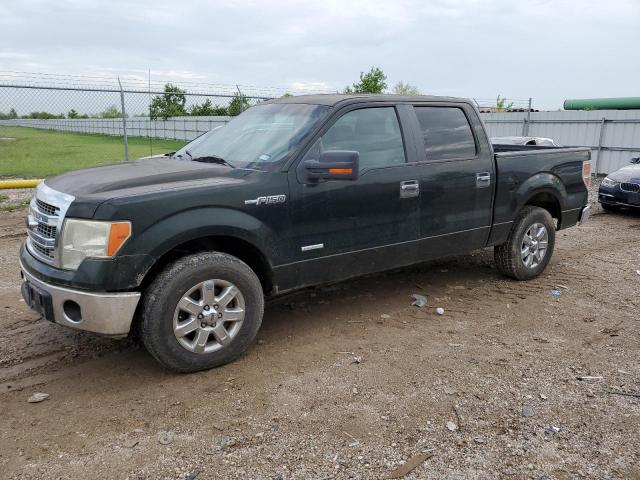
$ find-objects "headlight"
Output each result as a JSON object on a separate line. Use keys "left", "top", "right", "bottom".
{"left": 60, "top": 219, "right": 131, "bottom": 270}
{"left": 601, "top": 177, "right": 619, "bottom": 188}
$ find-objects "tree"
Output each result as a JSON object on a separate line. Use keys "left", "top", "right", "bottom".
{"left": 100, "top": 105, "right": 123, "bottom": 118}
{"left": 496, "top": 95, "right": 514, "bottom": 111}
{"left": 150, "top": 83, "right": 187, "bottom": 120}
{"left": 22, "top": 111, "right": 65, "bottom": 119}
{"left": 227, "top": 93, "right": 250, "bottom": 116}
{"left": 68, "top": 109, "right": 79, "bottom": 119}
{"left": 189, "top": 98, "right": 228, "bottom": 116}
{"left": 393, "top": 82, "right": 420, "bottom": 95}
{"left": 0, "top": 108, "right": 18, "bottom": 120}
{"left": 344, "top": 67, "right": 387, "bottom": 94}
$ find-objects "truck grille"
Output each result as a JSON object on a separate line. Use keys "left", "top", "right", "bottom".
{"left": 36, "top": 198, "right": 59, "bottom": 216}
{"left": 31, "top": 241, "right": 55, "bottom": 259}
{"left": 26, "top": 184, "right": 74, "bottom": 267}
{"left": 620, "top": 182, "right": 640, "bottom": 193}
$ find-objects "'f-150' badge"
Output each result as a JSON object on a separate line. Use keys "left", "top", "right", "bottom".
{"left": 244, "top": 195, "right": 286, "bottom": 206}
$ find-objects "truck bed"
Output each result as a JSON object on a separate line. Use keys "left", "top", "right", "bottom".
{"left": 491, "top": 146, "right": 591, "bottom": 236}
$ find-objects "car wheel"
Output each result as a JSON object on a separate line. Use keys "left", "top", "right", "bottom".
{"left": 600, "top": 203, "right": 619, "bottom": 213}
{"left": 140, "top": 251, "right": 264, "bottom": 373}
{"left": 494, "top": 206, "right": 556, "bottom": 280}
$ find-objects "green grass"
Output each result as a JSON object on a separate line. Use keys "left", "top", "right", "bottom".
{"left": 0, "top": 127, "right": 187, "bottom": 178}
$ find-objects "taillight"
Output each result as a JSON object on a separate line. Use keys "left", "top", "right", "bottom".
{"left": 582, "top": 161, "right": 592, "bottom": 188}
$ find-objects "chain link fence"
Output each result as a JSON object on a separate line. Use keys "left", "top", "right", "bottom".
{"left": 0, "top": 71, "right": 337, "bottom": 161}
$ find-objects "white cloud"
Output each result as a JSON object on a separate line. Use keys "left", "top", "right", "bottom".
{"left": 0, "top": 0, "right": 638, "bottom": 109}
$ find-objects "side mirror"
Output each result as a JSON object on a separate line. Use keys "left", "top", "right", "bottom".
{"left": 303, "top": 150, "right": 359, "bottom": 182}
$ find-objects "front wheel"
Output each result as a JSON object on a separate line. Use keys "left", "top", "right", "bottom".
{"left": 494, "top": 206, "right": 556, "bottom": 280}
{"left": 140, "top": 252, "right": 264, "bottom": 372}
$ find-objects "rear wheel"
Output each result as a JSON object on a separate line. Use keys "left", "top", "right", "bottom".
{"left": 141, "top": 252, "right": 264, "bottom": 372}
{"left": 494, "top": 206, "right": 555, "bottom": 280}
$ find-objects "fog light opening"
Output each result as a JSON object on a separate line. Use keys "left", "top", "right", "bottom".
{"left": 63, "top": 300, "right": 82, "bottom": 323}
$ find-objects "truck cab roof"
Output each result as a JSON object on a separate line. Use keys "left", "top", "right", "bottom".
{"left": 265, "top": 94, "right": 471, "bottom": 107}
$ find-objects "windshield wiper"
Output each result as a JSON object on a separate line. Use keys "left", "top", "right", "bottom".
{"left": 191, "top": 155, "right": 235, "bottom": 168}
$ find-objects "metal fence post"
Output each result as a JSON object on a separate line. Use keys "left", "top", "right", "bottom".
{"left": 117, "top": 77, "right": 129, "bottom": 161}
{"left": 596, "top": 117, "right": 606, "bottom": 175}
{"left": 236, "top": 85, "right": 243, "bottom": 114}
{"left": 521, "top": 98, "right": 532, "bottom": 136}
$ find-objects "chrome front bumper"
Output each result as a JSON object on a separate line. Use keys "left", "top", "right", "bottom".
{"left": 578, "top": 205, "right": 591, "bottom": 225}
{"left": 20, "top": 263, "right": 141, "bottom": 337}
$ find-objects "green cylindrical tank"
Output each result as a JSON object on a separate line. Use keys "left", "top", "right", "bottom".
{"left": 563, "top": 97, "right": 640, "bottom": 110}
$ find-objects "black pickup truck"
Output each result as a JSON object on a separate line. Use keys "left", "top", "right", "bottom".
{"left": 20, "top": 95, "right": 592, "bottom": 372}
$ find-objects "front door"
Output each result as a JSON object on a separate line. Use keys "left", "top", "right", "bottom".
{"left": 286, "top": 105, "right": 423, "bottom": 288}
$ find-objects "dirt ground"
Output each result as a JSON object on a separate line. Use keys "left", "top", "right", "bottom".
{"left": 1, "top": 185, "right": 639, "bottom": 480}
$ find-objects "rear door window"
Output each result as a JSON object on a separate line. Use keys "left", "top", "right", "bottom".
{"left": 414, "top": 107, "right": 477, "bottom": 161}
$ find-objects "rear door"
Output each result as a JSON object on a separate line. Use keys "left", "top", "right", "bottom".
{"left": 409, "top": 104, "right": 495, "bottom": 259}
{"left": 285, "top": 104, "right": 424, "bottom": 288}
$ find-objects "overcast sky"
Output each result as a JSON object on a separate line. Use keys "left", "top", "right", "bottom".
{"left": 1, "top": 0, "right": 638, "bottom": 109}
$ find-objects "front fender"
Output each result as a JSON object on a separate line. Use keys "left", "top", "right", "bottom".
{"left": 119, "top": 206, "right": 280, "bottom": 279}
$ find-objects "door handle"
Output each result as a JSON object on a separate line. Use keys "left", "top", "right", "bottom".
{"left": 476, "top": 172, "right": 491, "bottom": 188}
{"left": 400, "top": 180, "right": 419, "bottom": 198}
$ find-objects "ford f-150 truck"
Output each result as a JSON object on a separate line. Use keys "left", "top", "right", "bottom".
{"left": 20, "top": 95, "right": 592, "bottom": 372}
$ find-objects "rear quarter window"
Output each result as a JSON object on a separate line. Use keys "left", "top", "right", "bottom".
{"left": 414, "top": 107, "right": 477, "bottom": 161}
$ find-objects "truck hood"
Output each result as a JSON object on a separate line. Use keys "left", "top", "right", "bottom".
{"left": 608, "top": 164, "right": 640, "bottom": 183}
{"left": 46, "top": 157, "right": 246, "bottom": 198}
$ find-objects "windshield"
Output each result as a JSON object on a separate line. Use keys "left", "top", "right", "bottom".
{"left": 173, "top": 103, "right": 329, "bottom": 170}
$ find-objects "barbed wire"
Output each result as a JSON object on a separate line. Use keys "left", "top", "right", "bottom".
{"left": 0, "top": 70, "right": 337, "bottom": 98}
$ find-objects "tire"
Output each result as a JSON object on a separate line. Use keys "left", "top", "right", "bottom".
{"left": 600, "top": 203, "right": 619, "bottom": 213}
{"left": 494, "top": 206, "right": 556, "bottom": 281}
{"left": 140, "top": 252, "right": 264, "bottom": 373}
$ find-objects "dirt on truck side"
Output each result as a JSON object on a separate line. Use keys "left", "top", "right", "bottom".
{"left": 1, "top": 183, "right": 639, "bottom": 479}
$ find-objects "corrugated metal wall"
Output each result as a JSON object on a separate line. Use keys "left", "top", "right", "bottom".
{"left": 481, "top": 110, "right": 640, "bottom": 174}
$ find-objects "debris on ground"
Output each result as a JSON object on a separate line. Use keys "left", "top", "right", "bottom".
{"left": 388, "top": 452, "right": 434, "bottom": 479}
{"left": 576, "top": 375, "right": 603, "bottom": 381}
{"left": 351, "top": 355, "right": 363, "bottom": 364}
{"left": 446, "top": 421, "right": 458, "bottom": 431}
{"left": 411, "top": 293, "right": 428, "bottom": 307}
{"left": 545, "top": 426, "right": 561, "bottom": 435}
{"left": 436, "top": 307, "right": 445, "bottom": 315}
{"left": 216, "top": 436, "right": 236, "bottom": 450}
{"left": 123, "top": 439, "right": 139, "bottom": 448}
{"left": 522, "top": 405, "right": 535, "bottom": 417}
{"left": 606, "top": 390, "right": 640, "bottom": 398}
{"left": 380, "top": 314, "right": 391, "bottom": 319}
{"left": 184, "top": 469, "right": 200, "bottom": 480}
{"left": 540, "top": 393, "right": 548, "bottom": 400}
{"left": 158, "top": 431, "right": 174, "bottom": 445}
{"left": 27, "top": 392, "right": 49, "bottom": 403}
{"left": 443, "top": 387, "right": 457, "bottom": 395}
{"left": 550, "top": 289, "right": 562, "bottom": 297}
